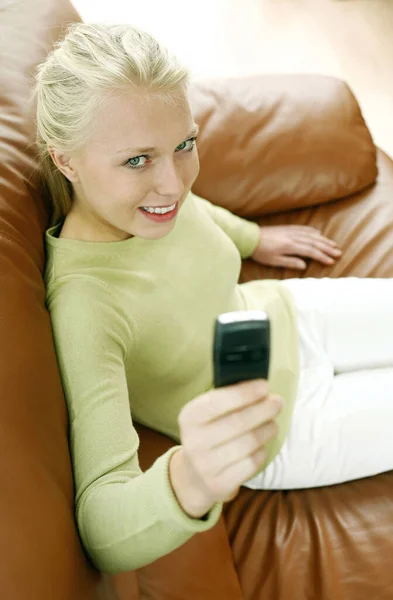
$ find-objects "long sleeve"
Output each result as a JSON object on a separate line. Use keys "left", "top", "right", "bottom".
{"left": 44, "top": 189, "right": 300, "bottom": 574}
{"left": 192, "top": 192, "right": 260, "bottom": 259}
{"left": 46, "top": 278, "right": 222, "bottom": 574}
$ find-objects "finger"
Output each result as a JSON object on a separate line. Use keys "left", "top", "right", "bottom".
{"left": 215, "top": 446, "right": 268, "bottom": 491}
{"left": 206, "top": 393, "right": 283, "bottom": 448}
{"left": 211, "top": 420, "right": 279, "bottom": 471}
{"left": 268, "top": 254, "right": 308, "bottom": 270}
{"left": 301, "top": 231, "right": 340, "bottom": 248}
{"left": 295, "top": 236, "right": 342, "bottom": 257}
{"left": 225, "top": 488, "right": 240, "bottom": 502}
{"left": 290, "top": 227, "right": 340, "bottom": 247}
{"left": 291, "top": 243, "right": 337, "bottom": 265}
{"left": 313, "top": 235, "right": 340, "bottom": 249}
{"left": 317, "top": 243, "right": 342, "bottom": 258}
{"left": 184, "top": 378, "right": 269, "bottom": 426}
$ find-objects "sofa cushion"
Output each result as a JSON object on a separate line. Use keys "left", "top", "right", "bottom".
{"left": 223, "top": 472, "right": 393, "bottom": 600}
{"left": 240, "top": 149, "right": 393, "bottom": 283}
{"left": 190, "top": 74, "right": 378, "bottom": 217}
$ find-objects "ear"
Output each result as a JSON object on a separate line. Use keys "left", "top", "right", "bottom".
{"left": 48, "top": 147, "right": 80, "bottom": 184}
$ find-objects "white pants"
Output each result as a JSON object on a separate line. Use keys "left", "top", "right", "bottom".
{"left": 242, "top": 277, "right": 393, "bottom": 490}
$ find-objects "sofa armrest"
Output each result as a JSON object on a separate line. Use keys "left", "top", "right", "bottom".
{"left": 133, "top": 423, "right": 244, "bottom": 600}
{"left": 189, "top": 74, "right": 377, "bottom": 217}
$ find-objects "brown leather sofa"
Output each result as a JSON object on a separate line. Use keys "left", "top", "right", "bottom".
{"left": 2, "top": 0, "right": 393, "bottom": 599}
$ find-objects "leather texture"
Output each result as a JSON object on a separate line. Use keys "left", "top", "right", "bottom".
{"left": 1, "top": 1, "right": 392, "bottom": 599}
{"left": 189, "top": 74, "right": 378, "bottom": 216}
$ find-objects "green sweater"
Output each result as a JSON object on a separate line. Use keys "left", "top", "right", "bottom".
{"left": 44, "top": 192, "right": 299, "bottom": 574}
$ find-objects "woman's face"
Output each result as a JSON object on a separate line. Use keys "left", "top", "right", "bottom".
{"left": 51, "top": 87, "right": 200, "bottom": 242}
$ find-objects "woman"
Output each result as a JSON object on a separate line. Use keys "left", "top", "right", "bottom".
{"left": 33, "top": 22, "right": 393, "bottom": 574}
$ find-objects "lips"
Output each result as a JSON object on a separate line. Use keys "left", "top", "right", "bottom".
{"left": 138, "top": 201, "right": 179, "bottom": 222}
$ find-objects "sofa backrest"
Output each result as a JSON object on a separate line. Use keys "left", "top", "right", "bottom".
{"left": 190, "top": 74, "right": 377, "bottom": 216}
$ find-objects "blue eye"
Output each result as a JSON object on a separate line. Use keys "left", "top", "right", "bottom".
{"left": 126, "top": 156, "right": 148, "bottom": 170}
{"left": 176, "top": 137, "right": 197, "bottom": 152}
{"left": 125, "top": 136, "right": 197, "bottom": 170}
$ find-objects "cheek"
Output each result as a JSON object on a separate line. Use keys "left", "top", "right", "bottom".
{"left": 116, "top": 170, "right": 152, "bottom": 209}
{"left": 183, "top": 152, "right": 200, "bottom": 183}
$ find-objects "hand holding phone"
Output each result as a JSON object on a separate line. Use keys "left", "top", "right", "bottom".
{"left": 171, "top": 310, "right": 277, "bottom": 518}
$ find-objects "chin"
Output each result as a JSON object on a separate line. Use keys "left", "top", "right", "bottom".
{"left": 138, "top": 224, "right": 176, "bottom": 241}
{"left": 134, "top": 200, "right": 182, "bottom": 241}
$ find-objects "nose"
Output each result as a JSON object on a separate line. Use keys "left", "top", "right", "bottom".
{"left": 154, "top": 158, "right": 184, "bottom": 199}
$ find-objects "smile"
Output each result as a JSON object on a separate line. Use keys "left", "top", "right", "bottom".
{"left": 140, "top": 202, "right": 177, "bottom": 214}
{"left": 138, "top": 201, "right": 179, "bottom": 222}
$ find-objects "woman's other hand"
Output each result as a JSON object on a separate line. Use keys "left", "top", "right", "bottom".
{"left": 251, "top": 225, "right": 342, "bottom": 270}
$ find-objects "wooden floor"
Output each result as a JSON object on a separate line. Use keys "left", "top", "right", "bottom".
{"left": 72, "top": 0, "right": 393, "bottom": 157}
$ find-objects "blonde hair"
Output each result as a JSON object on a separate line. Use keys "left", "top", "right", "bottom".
{"left": 32, "top": 23, "right": 190, "bottom": 227}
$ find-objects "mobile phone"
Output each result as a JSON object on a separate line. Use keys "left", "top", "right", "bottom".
{"left": 213, "top": 310, "right": 270, "bottom": 388}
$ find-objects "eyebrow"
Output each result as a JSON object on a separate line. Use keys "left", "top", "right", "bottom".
{"left": 115, "top": 125, "right": 200, "bottom": 155}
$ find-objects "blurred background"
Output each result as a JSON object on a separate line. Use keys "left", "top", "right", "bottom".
{"left": 72, "top": 0, "right": 393, "bottom": 158}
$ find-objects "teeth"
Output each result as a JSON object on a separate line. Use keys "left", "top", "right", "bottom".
{"left": 141, "top": 202, "right": 176, "bottom": 215}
